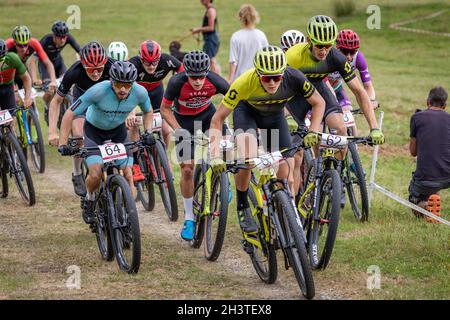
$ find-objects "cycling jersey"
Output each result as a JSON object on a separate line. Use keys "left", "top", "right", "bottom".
{"left": 5, "top": 38, "right": 49, "bottom": 63}
{"left": 327, "top": 51, "right": 371, "bottom": 91}
{"left": 57, "top": 58, "right": 113, "bottom": 99}
{"left": 162, "top": 71, "right": 229, "bottom": 116}
{"left": 39, "top": 34, "right": 81, "bottom": 62}
{"left": 129, "top": 53, "right": 184, "bottom": 92}
{"left": 0, "top": 52, "right": 27, "bottom": 86}
{"left": 286, "top": 43, "right": 356, "bottom": 84}
{"left": 222, "top": 67, "right": 315, "bottom": 114}
{"left": 70, "top": 80, "right": 151, "bottom": 131}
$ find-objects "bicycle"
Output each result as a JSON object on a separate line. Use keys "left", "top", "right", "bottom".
{"left": 297, "top": 130, "right": 372, "bottom": 270}
{"left": 189, "top": 133, "right": 232, "bottom": 261}
{"left": 134, "top": 112, "right": 178, "bottom": 221}
{"left": 228, "top": 146, "right": 315, "bottom": 299}
{"left": 16, "top": 89, "right": 46, "bottom": 173}
{"left": 0, "top": 107, "right": 35, "bottom": 206}
{"left": 42, "top": 77, "right": 73, "bottom": 130}
{"left": 61, "top": 138, "right": 142, "bottom": 274}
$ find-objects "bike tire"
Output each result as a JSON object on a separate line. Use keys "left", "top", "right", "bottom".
{"left": 204, "top": 172, "right": 229, "bottom": 261}
{"left": 0, "top": 156, "right": 8, "bottom": 198}
{"left": 346, "top": 142, "right": 369, "bottom": 222}
{"left": 109, "top": 175, "right": 141, "bottom": 274}
{"left": 136, "top": 148, "right": 155, "bottom": 212}
{"left": 190, "top": 162, "right": 205, "bottom": 249}
{"left": 153, "top": 140, "right": 178, "bottom": 221}
{"left": 309, "top": 169, "right": 341, "bottom": 270}
{"left": 94, "top": 193, "right": 114, "bottom": 261}
{"left": 27, "top": 109, "right": 46, "bottom": 173}
{"left": 274, "top": 189, "right": 315, "bottom": 299}
{"left": 247, "top": 186, "right": 277, "bottom": 284}
{"left": 5, "top": 132, "right": 35, "bottom": 206}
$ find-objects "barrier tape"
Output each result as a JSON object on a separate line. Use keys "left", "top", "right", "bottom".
{"left": 389, "top": 10, "right": 450, "bottom": 38}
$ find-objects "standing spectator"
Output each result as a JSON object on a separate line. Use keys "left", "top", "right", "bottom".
{"left": 409, "top": 86, "right": 450, "bottom": 222}
{"left": 191, "top": 0, "right": 221, "bottom": 75}
{"left": 228, "top": 4, "right": 268, "bottom": 83}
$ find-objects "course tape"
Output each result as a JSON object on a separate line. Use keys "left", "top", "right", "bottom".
{"left": 389, "top": 10, "right": 450, "bottom": 38}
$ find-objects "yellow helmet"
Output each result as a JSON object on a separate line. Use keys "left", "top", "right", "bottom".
{"left": 12, "top": 26, "right": 31, "bottom": 45}
{"left": 307, "top": 15, "right": 338, "bottom": 45}
{"left": 253, "top": 46, "right": 287, "bottom": 75}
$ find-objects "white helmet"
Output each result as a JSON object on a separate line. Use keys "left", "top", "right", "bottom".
{"left": 108, "top": 41, "right": 128, "bottom": 61}
{"left": 280, "top": 30, "right": 306, "bottom": 50}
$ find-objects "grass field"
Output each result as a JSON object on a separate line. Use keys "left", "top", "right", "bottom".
{"left": 0, "top": 0, "right": 449, "bottom": 300}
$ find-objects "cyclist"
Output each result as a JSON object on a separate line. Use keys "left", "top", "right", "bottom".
{"left": 329, "top": 29, "right": 378, "bottom": 115}
{"left": 209, "top": 46, "right": 325, "bottom": 235}
{"left": 58, "top": 61, "right": 154, "bottom": 223}
{"left": 128, "top": 40, "right": 184, "bottom": 182}
{"left": 280, "top": 29, "right": 306, "bottom": 52}
{"left": 0, "top": 39, "right": 33, "bottom": 110}
{"left": 285, "top": 15, "right": 384, "bottom": 157}
{"left": 160, "top": 50, "right": 229, "bottom": 241}
{"left": 108, "top": 41, "right": 128, "bottom": 61}
{"left": 48, "top": 41, "right": 114, "bottom": 196}
{"left": 33, "top": 20, "right": 81, "bottom": 110}
{"left": 5, "top": 26, "right": 57, "bottom": 92}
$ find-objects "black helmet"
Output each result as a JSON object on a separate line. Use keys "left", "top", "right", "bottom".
{"left": 52, "top": 20, "right": 69, "bottom": 37}
{"left": 183, "top": 50, "right": 210, "bottom": 76}
{"left": 0, "top": 39, "right": 7, "bottom": 59}
{"left": 109, "top": 61, "right": 138, "bottom": 83}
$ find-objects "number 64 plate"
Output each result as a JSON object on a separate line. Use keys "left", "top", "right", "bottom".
{"left": 98, "top": 143, "right": 128, "bottom": 162}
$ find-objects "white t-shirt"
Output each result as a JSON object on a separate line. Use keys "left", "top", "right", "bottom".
{"left": 229, "top": 28, "right": 268, "bottom": 82}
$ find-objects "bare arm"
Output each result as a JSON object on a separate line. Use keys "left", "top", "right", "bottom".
{"left": 410, "top": 137, "right": 417, "bottom": 157}
{"left": 142, "top": 111, "right": 154, "bottom": 132}
{"left": 19, "top": 71, "right": 33, "bottom": 108}
{"left": 191, "top": 7, "right": 216, "bottom": 33}
{"left": 42, "top": 58, "right": 57, "bottom": 83}
{"left": 347, "top": 77, "right": 378, "bottom": 129}
{"left": 209, "top": 104, "right": 232, "bottom": 159}
{"left": 48, "top": 94, "right": 65, "bottom": 145}
{"left": 305, "top": 90, "right": 326, "bottom": 133}
{"left": 160, "top": 101, "right": 182, "bottom": 131}
{"left": 27, "top": 57, "right": 39, "bottom": 84}
{"left": 228, "top": 63, "right": 237, "bottom": 84}
{"left": 363, "top": 81, "right": 376, "bottom": 100}
{"left": 58, "top": 109, "right": 76, "bottom": 147}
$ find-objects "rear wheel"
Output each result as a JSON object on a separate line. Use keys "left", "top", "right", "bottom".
{"left": 190, "top": 163, "right": 206, "bottom": 249}
{"left": 94, "top": 193, "right": 114, "bottom": 261}
{"left": 0, "top": 153, "right": 9, "bottom": 198}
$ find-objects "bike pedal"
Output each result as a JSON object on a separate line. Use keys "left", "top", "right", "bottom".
{"left": 241, "top": 239, "right": 254, "bottom": 254}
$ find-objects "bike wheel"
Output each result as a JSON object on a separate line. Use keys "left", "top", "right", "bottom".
{"left": 5, "top": 132, "right": 35, "bottom": 206}
{"left": 0, "top": 155, "right": 9, "bottom": 198}
{"left": 109, "top": 175, "right": 141, "bottom": 274}
{"left": 247, "top": 187, "right": 277, "bottom": 284}
{"left": 153, "top": 140, "right": 178, "bottom": 221}
{"left": 346, "top": 142, "right": 369, "bottom": 222}
{"left": 27, "top": 109, "right": 46, "bottom": 173}
{"left": 94, "top": 193, "right": 114, "bottom": 261}
{"left": 190, "top": 163, "right": 205, "bottom": 248}
{"left": 136, "top": 148, "right": 155, "bottom": 212}
{"left": 204, "top": 172, "right": 229, "bottom": 261}
{"left": 309, "top": 169, "right": 341, "bottom": 270}
{"left": 274, "top": 189, "right": 315, "bottom": 299}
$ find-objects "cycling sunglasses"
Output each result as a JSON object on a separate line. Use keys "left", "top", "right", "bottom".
{"left": 188, "top": 75, "right": 207, "bottom": 81}
{"left": 84, "top": 65, "right": 105, "bottom": 74}
{"left": 142, "top": 59, "right": 160, "bottom": 67}
{"left": 258, "top": 73, "right": 284, "bottom": 83}
{"left": 112, "top": 81, "right": 133, "bottom": 90}
{"left": 16, "top": 43, "right": 29, "bottom": 49}
{"left": 313, "top": 43, "right": 333, "bottom": 50}
{"left": 340, "top": 48, "right": 358, "bottom": 56}
{"left": 55, "top": 35, "right": 68, "bottom": 40}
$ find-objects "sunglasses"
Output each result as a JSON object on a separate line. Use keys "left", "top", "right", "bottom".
{"left": 84, "top": 65, "right": 105, "bottom": 74}
{"left": 188, "top": 75, "right": 206, "bottom": 81}
{"left": 16, "top": 43, "right": 29, "bottom": 49}
{"left": 340, "top": 48, "right": 358, "bottom": 56}
{"left": 55, "top": 35, "right": 68, "bottom": 40}
{"left": 112, "top": 81, "right": 133, "bottom": 90}
{"left": 142, "top": 59, "right": 159, "bottom": 67}
{"left": 258, "top": 73, "right": 283, "bottom": 83}
{"left": 313, "top": 43, "right": 333, "bottom": 50}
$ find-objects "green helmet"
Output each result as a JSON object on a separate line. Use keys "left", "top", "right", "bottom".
{"left": 12, "top": 25, "right": 31, "bottom": 45}
{"left": 253, "top": 46, "right": 287, "bottom": 75}
{"left": 307, "top": 15, "right": 338, "bottom": 45}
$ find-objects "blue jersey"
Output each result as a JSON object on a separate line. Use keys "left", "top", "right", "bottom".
{"left": 70, "top": 80, "right": 151, "bottom": 130}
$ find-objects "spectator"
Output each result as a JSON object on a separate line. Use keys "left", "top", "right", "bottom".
{"left": 409, "top": 86, "right": 450, "bottom": 222}
{"left": 191, "top": 0, "right": 221, "bottom": 75}
{"left": 228, "top": 4, "right": 268, "bottom": 83}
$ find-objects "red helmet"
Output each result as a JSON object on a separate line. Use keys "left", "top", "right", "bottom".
{"left": 336, "top": 29, "right": 360, "bottom": 50}
{"left": 139, "top": 40, "right": 161, "bottom": 63}
{"left": 80, "top": 41, "right": 107, "bottom": 67}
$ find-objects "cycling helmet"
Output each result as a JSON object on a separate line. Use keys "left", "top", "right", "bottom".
{"left": 336, "top": 29, "right": 360, "bottom": 50}
{"left": 109, "top": 61, "right": 137, "bottom": 83}
{"left": 306, "top": 15, "right": 338, "bottom": 45}
{"left": 280, "top": 30, "right": 306, "bottom": 50}
{"left": 52, "top": 20, "right": 69, "bottom": 37}
{"left": 80, "top": 41, "right": 107, "bottom": 67}
{"left": 0, "top": 39, "right": 7, "bottom": 59}
{"left": 253, "top": 46, "right": 287, "bottom": 75}
{"left": 108, "top": 41, "right": 129, "bottom": 61}
{"left": 183, "top": 50, "right": 210, "bottom": 76}
{"left": 139, "top": 40, "right": 161, "bottom": 62}
{"left": 12, "top": 26, "right": 31, "bottom": 45}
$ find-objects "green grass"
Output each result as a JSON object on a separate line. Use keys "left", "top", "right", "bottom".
{"left": 0, "top": 0, "right": 449, "bottom": 299}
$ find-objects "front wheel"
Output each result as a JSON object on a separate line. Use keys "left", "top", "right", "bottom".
{"left": 136, "top": 148, "right": 155, "bottom": 212}
{"left": 27, "top": 109, "right": 46, "bottom": 173}
{"left": 346, "top": 142, "right": 369, "bottom": 222}
{"left": 190, "top": 162, "right": 206, "bottom": 248}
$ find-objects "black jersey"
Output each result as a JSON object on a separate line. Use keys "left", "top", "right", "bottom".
{"left": 39, "top": 34, "right": 81, "bottom": 62}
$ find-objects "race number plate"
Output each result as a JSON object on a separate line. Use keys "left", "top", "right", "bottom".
{"left": 320, "top": 133, "right": 348, "bottom": 149}
{"left": 98, "top": 143, "right": 128, "bottom": 163}
{"left": 254, "top": 151, "right": 283, "bottom": 170}
{"left": 0, "top": 110, "right": 13, "bottom": 125}
{"left": 343, "top": 110, "right": 355, "bottom": 127}
{"left": 18, "top": 87, "right": 37, "bottom": 100}
{"left": 152, "top": 113, "right": 162, "bottom": 131}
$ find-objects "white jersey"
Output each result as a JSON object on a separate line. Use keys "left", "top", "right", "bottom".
{"left": 328, "top": 51, "right": 358, "bottom": 89}
{"left": 229, "top": 28, "right": 268, "bottom": 82}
